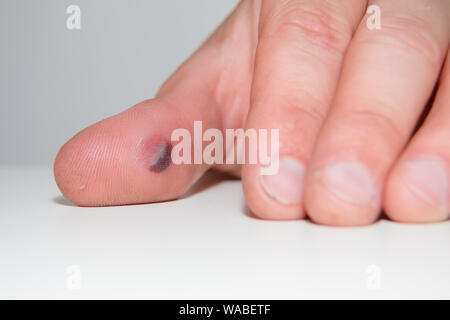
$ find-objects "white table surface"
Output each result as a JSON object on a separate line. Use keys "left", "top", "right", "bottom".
{"left": 0, "top": 165, "right": 449, "bottom": 299}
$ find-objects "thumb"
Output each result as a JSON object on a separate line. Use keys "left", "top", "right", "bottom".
{"left": 54, "top": 1, "right": 257, "bottom": 206}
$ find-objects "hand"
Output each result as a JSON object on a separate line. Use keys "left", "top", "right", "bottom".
{"left": 54, "top": 0, "right": 450, "bottom": 226}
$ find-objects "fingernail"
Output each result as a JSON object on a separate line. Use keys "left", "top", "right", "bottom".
{"left": 260, "top": 157, "right": 305, "bottom": 205}
{"left": 403, "top": 158, "right": 448, "bottom": 210}
{"left": 319, "top": 161, "right": 377, "bottom": 206}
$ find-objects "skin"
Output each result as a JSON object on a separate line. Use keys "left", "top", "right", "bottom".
{"left": 54, "top": 0, "right": 450, "bottom": 226}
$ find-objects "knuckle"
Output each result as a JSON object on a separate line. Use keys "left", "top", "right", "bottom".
{"left": 361, "top": 14, "right": 444, "bottom": 68}
{"left": 348, "top": 107, "right": 406, "bottom": 145}
{"left": 289, "top": 88, "right": 328, "bottom": 123}
{"left": 262, "top": 1, "right": 351, "bottom": 54}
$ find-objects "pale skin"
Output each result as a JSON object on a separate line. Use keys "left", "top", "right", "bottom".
{"left": 54, "top": 0, "right": 450, "bottom": 226}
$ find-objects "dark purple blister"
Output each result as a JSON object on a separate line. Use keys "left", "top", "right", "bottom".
{"left": 149, "top": 142, "right": 172, "bottom": 173}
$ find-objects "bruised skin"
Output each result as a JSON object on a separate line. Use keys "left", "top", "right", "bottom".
{"left": 140, "top": 135, "right": 173, "bottom": 173}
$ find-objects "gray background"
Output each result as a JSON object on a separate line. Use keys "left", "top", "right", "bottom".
{"left": 0, "top": 0, "right": 238, "bottom": 165}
